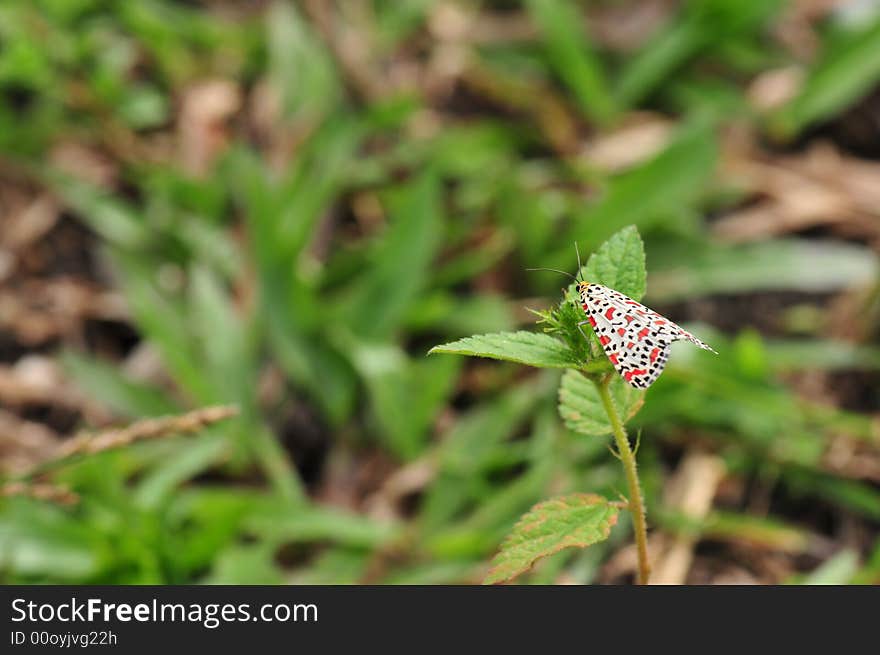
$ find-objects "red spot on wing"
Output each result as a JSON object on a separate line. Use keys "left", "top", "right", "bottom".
{"left": 617, "top": 328, "right": 626, "bottom": 336}
{"left": 609, "top": 353, "right": 619, "bottom": 365}
{"left": 604, "top": 307, "right": 616, "bottom": 320}
{"left": 626, "top": 342, "right": 635, "bottom": 349}
{"left": 637, "top": 327, "right": 650, "bottom": 339}
{"left": 654, "top": 319, "right": 666, "bottom": 325}
{"left": 599, "top": 336, "right": 610, "bottom": 346}
{"left": 588, "top": 316, "right": 596, "bottom": 327}
{"left": 650, "top": 347, "right": 659, "bottom": 362}
{"left": 623, "top": 368, "right": 647, "bottom": 382}
{"left": 625, "top": 315, "right": 636, "bottom": 324}
{"left": 582, "top": 303, "right": 588, "bottom": 312}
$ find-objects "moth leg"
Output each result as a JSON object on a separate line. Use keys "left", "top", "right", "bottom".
{"left": 576, "top": 319, "right": 602, "bottom": 357}
{"left": 576, "top": 319, "right": 591, "bottom": 341}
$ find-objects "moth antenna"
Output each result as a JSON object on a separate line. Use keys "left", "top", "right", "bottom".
{"left": 574, "top": 242, "right": 583, "bottom": 284}
{"left": 525, "top": 267, "right": 577, "bottom": 282}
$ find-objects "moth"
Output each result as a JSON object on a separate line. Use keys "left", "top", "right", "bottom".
{"left": 530, "top": 253, "right": 716, "bottom": 389}
{"left": 575, "top": 281, "right": 716, "bottom": 389}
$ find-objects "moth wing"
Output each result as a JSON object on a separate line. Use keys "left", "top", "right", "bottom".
{"left": 585, "top": 284, "right": 674, "bottom": 389}
{"left": 628, "top": 342, "right": 671, "bottom": 388}
{"left": 582, "top": 287, "right": 628, "bottom": 380}
{"left": 589, "top": 284, "right": 718, "bottom": 352}
{"left": 676, "top": 328, "right": 718, "bottom": 354}
{"left": 587, "top": 284, "right": 714, "bottom": 388}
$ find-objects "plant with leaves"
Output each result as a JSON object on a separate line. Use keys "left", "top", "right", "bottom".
{"left": 431, "top": 226, "right": 663, "bottom": 584}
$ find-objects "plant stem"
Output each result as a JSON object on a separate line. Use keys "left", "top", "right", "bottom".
{"left": 595, "top": 378, "right": 651, "bottom": 584}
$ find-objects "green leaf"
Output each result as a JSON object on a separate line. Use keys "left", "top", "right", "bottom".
{"left": 205, "top": 543, "right": 284, "bottom": 585}
{"left": 617, "top": 0, "right": 783, "bottom": 107}
{"left": 275, "top": 118, "right": 363, "bottom": 260}
{"left": 134, "top": 436, "right": 230, "bottom": 510}
{"left": 344, "top": 170, "right": 443, "bottom": 340}
{"left": 245, "top": 504, "right": 399, "bottom": 549}
{"left": 268, "top": 325, "right": 357, "bottom": 424}
{"left": 558, "top": 370, "right": 644, "bottom": 436}
{"left": 616, "top": 17, "right": 705, "bottom": 108}
{"left": 648, "top": 239, "right": 878, "bottom": 301}
{"left": 526, "top": 0, "right": 615, "bottom": 125}
{"left": 0, "top": 501, "right": 101, "bottom": 581}
{"left": 227, "top": 123, "right": 362, "bottom": 424}
{"left": 61, "top": 351, "right": 178, "bottom": 418}
{"left": 113, "top": 253, "right": 214, "bottom": 403}
{"left": 288, "top": 548, "right": 370, "bottom": 585}
{"left": 567, "top": 123, "right": 716, "bottom": 253}
{"left": 267, "top": 0, "right": 340, "bottom": 122}
{"left": 438, "top": 380, "right": 550, "bottom": 476}
{"left": 176, "top": 217, "right": 242, "bottom": 280}
{"left": 700, "top": 511, "right": 810, "bottom": 554}
{"left": 796, "top": 550, "right": 859, "bottom": 585}
{"left": 771, "top": 19, "right": 880, "bottom": 139}
{"left": 484, "top": 493, "right": 619, "bottom": 584}
{"left": 429, "top": 331, "right": 581, "bottom": 369}
{"left": 48, "top": 172, "right": 150, "bottom": 249}
{"left": 765, "top": 339, "right": 880, "bottom": 372}
{"left": 406, "top": 293, "right": 516, "bottom": 337}
{"left": 119, "top": 84, "right": 168, "bottom": 129}
{"left": 581, "top": 225, "right": 647, "bottom": 301}
{"left": 421, "top": 379, "right": 550, "bottom": 533}
{"left": 188, "top": 266, "right": 254, "bottom": 403}
{"left": 349, "top": 341, "right": 461, "bottom": 459}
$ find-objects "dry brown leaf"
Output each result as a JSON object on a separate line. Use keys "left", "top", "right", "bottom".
{"left": 178, "top": 79, "right": 242, "bottom": 176}
{"left": 650, "top": 451, "right": 726, "bottom": 585}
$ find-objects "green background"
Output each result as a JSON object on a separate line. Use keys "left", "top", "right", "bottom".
{"left": 0, "top": 0, "right": 878, "bottom": 584}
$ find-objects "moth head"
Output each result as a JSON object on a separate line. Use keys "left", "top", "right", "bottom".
{"left": 576, "top": 281, "right": 591, "bottom": 294}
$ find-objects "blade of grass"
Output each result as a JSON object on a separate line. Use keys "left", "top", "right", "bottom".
{"left": 526, "top": 0, "right": 615, "bottom": 125}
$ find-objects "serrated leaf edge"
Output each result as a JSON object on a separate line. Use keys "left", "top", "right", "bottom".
{"left": 428, "top": 331, "right": 580, "bottom": 368}
{"left": 557, "top": 371, "right": 645, "bottom": 437}
{"left": 484, "top": 493, "right": 619, "bottom": 584}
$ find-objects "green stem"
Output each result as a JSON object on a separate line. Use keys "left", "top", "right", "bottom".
{"left": 251, "top": 424, "right": 307, "bottom": 505}
{"left": 595, "top": 378, "right": 651, "bottom": 584}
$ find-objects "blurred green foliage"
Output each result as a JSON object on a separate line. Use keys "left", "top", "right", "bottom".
{"left": 1, "top": 0, "right": 879, "bottom": 584}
